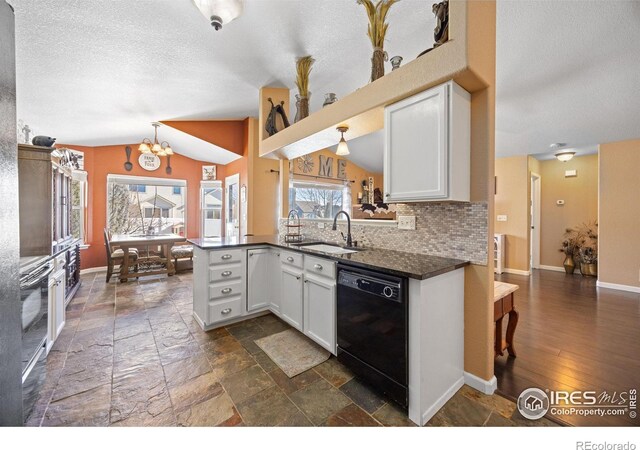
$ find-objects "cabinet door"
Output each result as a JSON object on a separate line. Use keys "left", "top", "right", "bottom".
{"left": 54, "top": 271, "right": 66, "bottom": 338}
{"left": 303, "top": 274, "right": 336, "bottom": 354}
{"left": 384, "top": 83, "right": 448, "bottom": 202}
{"left": 247, "top": 249, "right": 270, "bottom": 312}
{"left": 280, "top": 265, "right": 303, "bottom": 330}
{"left": 270, "top": 249, "right": 282, "bottom": 315}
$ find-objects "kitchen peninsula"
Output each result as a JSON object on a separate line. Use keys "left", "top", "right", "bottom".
{"left": 188, "top": 235, "right": 469, "bottom": 426}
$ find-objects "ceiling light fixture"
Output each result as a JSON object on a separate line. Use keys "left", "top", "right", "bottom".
{"left": 192, "top": 0, "right": 244, "bottom": 30}
{"left": 138, "top": 123, "right": 173, "bottom": 157}
{"left": 336, "top": 126, "right": 350, "bottom": 156}
{"left": 555, "top": 150, "right": 576, "bottom": 162}
{"left": 551, "top": 143, "right": 575, "bottom": 162}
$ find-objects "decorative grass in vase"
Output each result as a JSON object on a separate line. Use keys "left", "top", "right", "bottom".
{"left": 294, "top": 55, "right": 314, "bottom": 122}
{"left": 357, "top": 0, "right": 398, "bottom": 82}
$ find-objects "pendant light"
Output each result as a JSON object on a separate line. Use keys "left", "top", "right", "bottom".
{"left": 336, "top": 126, "right": 350, "bottom": 156}
{"left": 138, "top": 123, "right": 173, "bottom": 157}
{"left": 192, "top": 0, "right": 244, "bottom": 30}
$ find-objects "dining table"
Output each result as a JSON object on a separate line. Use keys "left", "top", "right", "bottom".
{"left": 110, "top": 233, "right": 186, "bottom": 282}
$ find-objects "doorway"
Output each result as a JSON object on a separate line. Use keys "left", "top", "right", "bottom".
{"left": 225, "top": 173, "right": 240, "bottom": 238}
{"left": 530, "top": 172, "right": 541, "bottom": 270}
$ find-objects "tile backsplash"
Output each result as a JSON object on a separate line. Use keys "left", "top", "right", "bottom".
{"left": 279, "top": 202, "right": 488, "bottom": 265}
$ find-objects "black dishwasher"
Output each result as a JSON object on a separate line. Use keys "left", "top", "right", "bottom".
{"left": 336, "top": 264, "right": 408, "bottom": 407}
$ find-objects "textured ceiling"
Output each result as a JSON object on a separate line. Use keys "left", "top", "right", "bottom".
{"left": 496, "top": 0, "right": 640, "bottom": 158}
{"left": 10, "top": 0, "right": 433, "bottom": 162}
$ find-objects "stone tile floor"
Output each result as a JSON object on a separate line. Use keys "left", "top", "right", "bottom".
{"left": 27, "top": 271, "right": 559, "bottom": 427}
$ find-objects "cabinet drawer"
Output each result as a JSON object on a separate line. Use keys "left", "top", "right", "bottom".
{"left": 209, "top": 264, "right": 242, "bottom": 282}
{"left": 208, "top": 297, "right": 242, "bottom": 323}
{"left": 304, "top": 255, "right": 336, "bottom": 280}
{"left": 209, "top": 249, "right": 243, "bottom": 266}
{"left": 209, "top": 280, "right": 243, "bottom": 300}
{"left": 280, "top": 250, "right": 303, "bottom": 268}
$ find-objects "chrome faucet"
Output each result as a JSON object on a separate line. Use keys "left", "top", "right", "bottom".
{"left": 332, "top": 210, "right": 353, "bottom": 247}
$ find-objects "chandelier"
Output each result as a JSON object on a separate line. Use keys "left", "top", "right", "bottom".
{"left": 138, "top": 123, "right": 173, "bottom": 157}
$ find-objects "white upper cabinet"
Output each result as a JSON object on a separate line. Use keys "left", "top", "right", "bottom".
{"left": 384, "top": 81, "right": 470, "bottom": 203}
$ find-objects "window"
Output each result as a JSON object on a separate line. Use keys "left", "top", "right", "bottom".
{"left": 71, "top": 171, "right": 87, "bottom": 244}
{"left": 289, "top": 180, "right": 351, "bottom": 219}
{"left": 201, "top": 181, "right": 223, "bottom": 238}
{"left": 107, "top": 175, "right": 187, "bottom": 236}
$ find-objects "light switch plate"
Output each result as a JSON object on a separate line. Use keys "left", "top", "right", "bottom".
{"left": 565, "top": 170, "right": 577, "bottom": 177}
{"left": 398, "top": 215, "right": 416, "bottom": 230}
{"left": 497, "top": 215, "right": 508, "bottom": 222}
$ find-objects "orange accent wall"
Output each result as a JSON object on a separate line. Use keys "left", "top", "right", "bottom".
{"left": 162, "top": 120, "right": 245, "bottom": 156}
{"left": 64, "top": 143, "right": 226, "bottom": 269}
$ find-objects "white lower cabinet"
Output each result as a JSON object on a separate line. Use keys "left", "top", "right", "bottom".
{"left": 269, "top": 249, "right": 282, "bottom": 315}
{"left": 303, "top": 274, "right": 336, "bottom": 353}
{"left": 280, "top": 265, "right": 304, "bottom": 330}
{"left": 47, "top": 268, "right": 66, "bottom": 352}
{"left": 247, "top": 248, "right": 271, "bottom": 311}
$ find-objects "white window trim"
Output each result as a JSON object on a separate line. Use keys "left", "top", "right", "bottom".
{"left": 106, "top": 174, "right": 188, "bottom": 236}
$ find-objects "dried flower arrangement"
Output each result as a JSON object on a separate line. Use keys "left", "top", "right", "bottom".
{"left": 357, "top": 0, "right": 398, "bottom": 82}
{"left": 559, "top": 221, "right": 598, "bottom": 275}
{"left": 294, "top": 56, "right": 314, "bottom": 122}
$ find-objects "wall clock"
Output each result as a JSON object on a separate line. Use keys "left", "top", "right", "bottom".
{"left": 297, "top": 154, "right": 314, "bottom": 173}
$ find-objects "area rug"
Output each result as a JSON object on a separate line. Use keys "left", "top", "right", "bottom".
{"left": 254, "top": 329, "right": 330, "bottom": 378}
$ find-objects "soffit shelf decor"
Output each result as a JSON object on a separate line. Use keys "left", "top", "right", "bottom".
{"left": 259, "top": 0, "right": 490, "bottom": 160}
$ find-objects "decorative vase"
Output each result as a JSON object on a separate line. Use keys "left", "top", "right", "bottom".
{"left": 370, "top": 48, "right": 387, "bottom": 82}
{"left": 323, "top": 93, "right": 337, "bottom": 107}
{"left": 580, "top": 262, "right": 598, "bottom": 277}
{"left": 294, "top": 93, "right": 310, "bottom": 123}
{"left": 563, "top": 255, "right": 575, "bottom": 274}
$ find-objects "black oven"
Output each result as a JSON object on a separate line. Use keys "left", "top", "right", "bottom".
{"left": 336, "top": 264, "right": 408, "bottom": 407}
{"left": 19, "top": 260, "right": 52, "bottom": 422}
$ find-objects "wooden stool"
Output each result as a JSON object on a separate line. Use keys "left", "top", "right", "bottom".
{"left": 494, "top": 281, "right": 519, "bottom": 357}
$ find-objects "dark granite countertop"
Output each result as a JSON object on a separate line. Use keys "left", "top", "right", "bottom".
{"left": 188, "top": 235, "right": 469, "bottom": 280}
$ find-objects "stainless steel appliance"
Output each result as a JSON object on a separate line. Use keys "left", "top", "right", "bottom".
{"left": 19, "top": 259, "right": 53, "bottom": 422}
{"left": 336, "top": 265, "right": 408, "bottom": 407}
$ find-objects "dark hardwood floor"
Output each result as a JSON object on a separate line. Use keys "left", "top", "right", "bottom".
{"left": 494, "top": 269, "right": 640, "bottom": 427}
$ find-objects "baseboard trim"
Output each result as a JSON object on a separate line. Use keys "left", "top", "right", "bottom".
{"left": 420, "top": 376, "right": 465, "bottom": 426}
{"left": 537, "top": 265, "right": 565, "bottom": 273}
{"left": 596, "top": 281, "right": 640, "bottom": 294}
{"left": 464, "top": 372, "right": 497, "bottom": 395}
{"left": 503, "top": 268, "right": 531, "bottom": 276}
{"left": 80, "top": 266, "right": 107, "bottom": 274}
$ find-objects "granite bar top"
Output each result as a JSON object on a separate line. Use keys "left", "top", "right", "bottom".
{"left": 188, "top": 235, "right": 469, "bottom": 280}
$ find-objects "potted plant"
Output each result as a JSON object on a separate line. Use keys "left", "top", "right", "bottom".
{"left": 577, "top": 221, "right": 598, "bottom": 277}
{"left": 559, "top": 227, "right": 584, "bottom": 274}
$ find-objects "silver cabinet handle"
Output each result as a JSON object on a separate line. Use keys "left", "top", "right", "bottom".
{"left": 221, "top": 254, "right": 232, "bottom": 260}
{"left": 287, "top": 256, "right": 294, "bottom": 262}
{"left": 221, "top": 288, "right": 232, "bottom": 294}
{"left": 221, "top": 271, "right": 232, "bottom": 277}
{"left": 314, "top": 264, "right": 323, "bottom": 270}
{"left": 249, "top": 252, "right": 254, "bottom": 257}
{"left": 221, "top": 308, "right": 232, "bottom": 315}
{"left": 304, "top": 280, "right": 308, "bottom": 283}
{"left": 296, "top": 276, "right": 301, "bottom": 280}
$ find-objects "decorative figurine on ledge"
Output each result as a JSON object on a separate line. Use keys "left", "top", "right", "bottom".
{"left": 32, "top": 135, "right": 56, "bottom": 147}
{"left": 265, "top": 97, "right": 290, "bottom": 137}
{"left": 418, "top": 0, "right": 449, "bottom": 57}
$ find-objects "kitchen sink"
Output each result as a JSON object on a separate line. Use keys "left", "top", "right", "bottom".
{"left": 301, "top": 244, "right": 358, "bottom": 255}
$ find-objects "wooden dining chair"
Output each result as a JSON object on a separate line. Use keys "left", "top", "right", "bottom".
{"left": 104, "top": 228, "right": 139, "bottom": 282}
